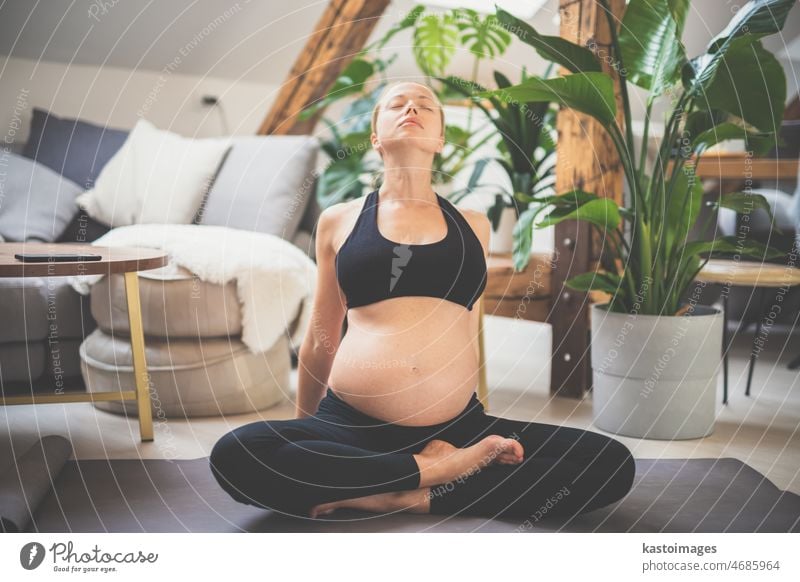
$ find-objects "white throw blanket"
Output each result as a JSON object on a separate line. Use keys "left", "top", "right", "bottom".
{"left": 68, "top": 223, "right": 317, "bottom": 353}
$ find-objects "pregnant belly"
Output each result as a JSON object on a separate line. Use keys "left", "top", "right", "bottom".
{"left": 327, "top": 320, "right": 480, "bottom": 426}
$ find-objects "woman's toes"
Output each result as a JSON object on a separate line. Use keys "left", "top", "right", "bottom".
{"left": 309, "top": 503, "right": 337, "bottom": 518}
{"left": 489, "top": 437, "right": 524, "bottom": 464}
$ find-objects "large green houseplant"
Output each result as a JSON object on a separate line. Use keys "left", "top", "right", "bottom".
{"left": 477, "top": 0, "right": 792, "bottom": 316}
{"left": 475, "top": 0, "right": 794, "bottom": 439}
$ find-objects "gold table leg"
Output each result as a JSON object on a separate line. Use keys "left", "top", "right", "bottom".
{"left": 124, "top": 272, "right": 154, "bottom": 442}
{"left": 477, "top": 296, "right": 489, "bottom": 412}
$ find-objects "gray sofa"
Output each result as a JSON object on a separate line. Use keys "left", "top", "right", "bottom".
{"left": 0, "top": 109, "right": 321, "bottom": 411}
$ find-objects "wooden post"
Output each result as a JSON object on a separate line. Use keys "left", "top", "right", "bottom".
{"left": 257, "top": 0, "right": 390, "bottom": 135}
{"left": 550, "top": 0, "right": 626, "bottom": 399}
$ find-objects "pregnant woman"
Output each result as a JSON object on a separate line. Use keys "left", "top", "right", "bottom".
{"left": 210, "top": 81, "right": 636, "bottom": 520}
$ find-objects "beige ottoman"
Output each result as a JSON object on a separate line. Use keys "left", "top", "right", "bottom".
{"left": 81, "top": 266, "right": 292, "bottom": 417}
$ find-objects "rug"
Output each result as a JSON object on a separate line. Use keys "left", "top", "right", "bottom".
{"left": 14, "top": 456, "right": 799, "bottom": 533}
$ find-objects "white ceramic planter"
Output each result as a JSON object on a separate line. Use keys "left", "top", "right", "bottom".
{"left": 489, "top": 206, "right": 517, "bottom": 255}
{"left": 589, "top": 302, "right": 722, "bottom": 440}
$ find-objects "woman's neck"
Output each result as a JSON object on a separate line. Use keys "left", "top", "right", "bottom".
{"left": 378, "top": 151, "right": 436, "bottom": 202}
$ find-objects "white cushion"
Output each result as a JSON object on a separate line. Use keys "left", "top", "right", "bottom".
{"left": 76, "top": 119, "right": 230, "bottom": 226}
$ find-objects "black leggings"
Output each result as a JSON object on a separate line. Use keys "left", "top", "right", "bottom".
{"left": 209, "top": 387, "right": 636, "bottom": 520}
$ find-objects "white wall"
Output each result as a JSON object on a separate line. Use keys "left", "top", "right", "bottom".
{"left": 0, "top": 56, "right": 278, "bottom": 147}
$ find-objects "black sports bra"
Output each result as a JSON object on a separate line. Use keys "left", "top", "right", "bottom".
{"left": 335, "top": 189, "right": 487, "bottom": 311}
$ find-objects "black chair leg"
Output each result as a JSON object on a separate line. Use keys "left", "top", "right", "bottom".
{"left": 789, "top": 351, "right": 800, "bottom": 371}
{"left": 745, "top": 287, "right": 771, "bottom": 397}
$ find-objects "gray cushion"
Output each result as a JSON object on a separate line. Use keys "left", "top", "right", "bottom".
{"left": 80, "top": 328, "right": 290, "bottom": 417}
{"left": 0, "top": 153, "right": 83, "bottom": 242}
{"left": 0, "top": 277, "right": 94, "bottom": 344}
{"left": 90, "top": 267, "right": 242, "bottom": 339}
{"left": 0, "top": 278, "right": 48, "bottom": 343}
{"left": 22, "top": 108, "right": 129, "bottom": 189}
{"left": 0, "top": 341, "right": 45, "bottom": 383}
{"left": 199, "top": 135, "right": 319, "bottom": 241}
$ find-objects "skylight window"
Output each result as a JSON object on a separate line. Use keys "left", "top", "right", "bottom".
{"left": 420, "top": 0, "right": 549, "bottom": 20}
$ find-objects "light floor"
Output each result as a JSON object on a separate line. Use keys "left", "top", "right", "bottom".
{"left": 2, "top": 315, "right": 799, "bottom": 494}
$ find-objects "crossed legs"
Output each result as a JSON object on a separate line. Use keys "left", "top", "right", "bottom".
{"left": 209, "top": 408, "right": 636, "bottom": 521}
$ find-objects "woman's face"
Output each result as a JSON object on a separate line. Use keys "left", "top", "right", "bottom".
{"left": 371, "top": 83, "right": 444, "bottom": 159}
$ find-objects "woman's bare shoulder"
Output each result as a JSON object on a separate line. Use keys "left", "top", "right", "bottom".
{"left": 318, "top": 196, "right": 367, "bottom": 252}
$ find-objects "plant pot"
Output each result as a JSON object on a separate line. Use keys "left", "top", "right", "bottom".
{"left": 589, "top": 302, "right": 722, "bottom": 440}
{"left": 489, "top": 206, "right": 517, "bottom": 255}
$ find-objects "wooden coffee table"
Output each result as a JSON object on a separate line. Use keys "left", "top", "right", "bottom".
{"left": 0, "top": 243, "right": 168, "bottom": 442}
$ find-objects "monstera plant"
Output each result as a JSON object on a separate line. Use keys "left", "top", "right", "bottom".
{"left": 475, "top": 0, "right": 792, "bottom": 316}
{"left": 474, "top": 0, "right": 795, "bottom": 440}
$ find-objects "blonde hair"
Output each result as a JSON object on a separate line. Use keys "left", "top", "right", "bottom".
{"left": 370, "top": 82, "right": 445, "bottom": 155}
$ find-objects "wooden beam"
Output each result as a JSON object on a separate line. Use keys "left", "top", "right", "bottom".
{"left": 257, "top": 0, "right": 390, "bottom": 135}
{"left": 550, "top": 0, "right": 626, "bottom": 399}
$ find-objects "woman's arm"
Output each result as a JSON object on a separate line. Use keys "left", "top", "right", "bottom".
{"left": 295, "top": 206, "right": 347, "bottom": 418}
{"left": 467, "top": 211, "right": 491, "bottom": 364}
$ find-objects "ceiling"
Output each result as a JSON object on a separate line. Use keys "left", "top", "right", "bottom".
{"left": 0, "top": 0, "right": 797, "bottom": 89}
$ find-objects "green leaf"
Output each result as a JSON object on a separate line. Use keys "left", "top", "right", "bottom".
{"left": 565, "top": 271, "right": 622, "bottom": 294}
{"left": 487, "top": 194, "right": 506, "bottom": 231}
{"left": 683, "top": 0, "right": 795, "bottom": 94}
{"left": 664, "top": 164, "right": 704, "bottom": 253}
{"left": 533, "top": 188, "right": 599, "bottom": 209}
{"left": 494, "top": 6, "right": 601, "bottom": 73}
{"left": 512, "top": 206, "right": 539, "bottom": 271}
{"left": 619, "top": 0, "right": 689, "bottom": 98}
{"left": 457, "top": 10, "right": 513, "bottom": 60}
{"left": 683, "top": 236, "right": 786, "bottom": 259}
{"left": 339, "top": 87, "right": 385, "bottom": 134}
{"left": 537, "top": 197, "right": 621, "bottom": 231}
{"left": 690, "top": 121, "right": 774, "bottom": 155}
{"left": 707, "top": 0, "right": 795, "bottom": 52}
{"left": 466, "top": 157, "right": 492, "bottom": 191}
{"left": 701, "top": 38, "right": 787, "bottom": 134}
{"left": 493, "top": 69, "right": 513, "bottom": 90}
{"left": 297, "top": 58, "right": 374, "bottom": 121}
{"left": 477, "top": 73, "right": 617, "bottom": 128}
{"left": 413, "top": 13, "right": 459, "bottom": 76}
{"left": 717, "top": 192, "right": 784, "bottom": 235}
{"left": 316, "top": 158, "right": 369, "bottom": 207}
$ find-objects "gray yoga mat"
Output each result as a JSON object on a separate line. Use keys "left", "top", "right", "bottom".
{"left": 25, "top": 456, "right": 800, "bottom": 533}
{"left": 0, "top": 435, "right": 73, "bottom": 533}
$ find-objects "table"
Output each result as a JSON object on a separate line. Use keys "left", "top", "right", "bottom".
{"left": 693, "top": 152, "right": 799, "bottom": 182}
{"left": 0, "top": 243, "right": 168, "bottom": 442}
{"left": 695, "top": 259, "right": 800, "bottom": 404}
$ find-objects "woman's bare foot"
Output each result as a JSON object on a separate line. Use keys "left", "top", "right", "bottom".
{"left": 309, "top": 487, "right": 431, "bottom": 518}
{"left": 413, "top": 436, "right": 524, "bottom": 488}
